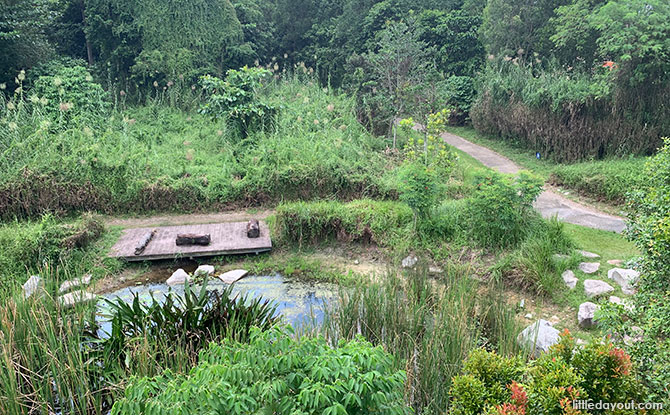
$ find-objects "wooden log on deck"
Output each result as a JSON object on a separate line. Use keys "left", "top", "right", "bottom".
{"left": 247, "top": 219, "right": 260, "bottom": 238}
{"left": 176, "top": 233, "right": 211, "bottom": 246}
{"left": 135, "top": 229, "right": 157, "bottom": 255}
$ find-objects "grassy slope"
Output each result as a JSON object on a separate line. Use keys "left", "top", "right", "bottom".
{"left": 446, "top": 125, "right": 648, "bottom": 208}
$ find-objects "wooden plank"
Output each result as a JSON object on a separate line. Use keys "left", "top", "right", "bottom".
{"left": 108, "top": 221, "right": 272, "bottom": 261}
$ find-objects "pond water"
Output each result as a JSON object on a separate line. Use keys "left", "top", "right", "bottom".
{"left": 96, "top": 273, "right": 338, "bottom": 336}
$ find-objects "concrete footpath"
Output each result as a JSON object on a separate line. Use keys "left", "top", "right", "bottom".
{"left": 441, "top": 131, "right": 626, "bottom": 233}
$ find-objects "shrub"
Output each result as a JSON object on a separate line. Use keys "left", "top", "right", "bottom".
{"left": 111, "top": 326, "right": 411, "bottom": 415}
{"left": 397, "top": 161, "right": 443, "bottom": 220}
{"left": 199, "top": 67, "right": 277, "bottom": 136}
{"left": 450, "top": 332, "right": 645, "bottom": 415}
{"left": 465, "top": 171, "right": 544, "bottom": 249}
{"left": 31, "top": 61, "right": 108, "bottom": 124}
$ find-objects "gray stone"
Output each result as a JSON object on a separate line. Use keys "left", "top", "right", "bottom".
{"left": 524, "top": 313, "right": 533, "bottom": 319}
{"left": 623, "top": 326, "right": 644, "bottom": 345}
{"left": 23, "top": 275, "right": 43, "bottom": 299}
{"left": 167, "top": 269, "right": 190, "bottom": 286}
{"left": 609, "top": 296, "right": 634, "bottom": 312}
{"left": 578, "top": 250, "right": 601, "bottom": 259}
{"left": 519, "top": 299, "right": 525, "bottom": 309}
{"left": 517, "top": 320, "right": 560, "bottom": 357}
{"left": 218, "top": 269, "right": 249, "bottom": 284}
{"left": 402, "top": 255, "right": 418, "bottom": 268}
{"left": 552, "top": 254, "right": 569, "bottom": 261}
{"left": 194, "top": 265, "right": 215, "bottom": 277}
{"left": 59, "top": 273, "right": 92, "bottom": 294}
{"left": 59, "top": 290, "right": 97, "bottom": 308}
{"left": 562, "top": 270, "right": 578, "bottom": 290}
{"left": 578, "top": 302, "right": 599, "bottom": 328}
{"left": 428, "top": 265, "right": 444, "bottom": 274}
{"left": 607, "top": 259, "right": 623, "bottom": 266}
{"left": 579, "top": 262, "right": 601, "bottom": 274}
{"left": 607, "top": 268, "right": 640, "bottom": 295}
{"left": 583, "top": 279, "right": 615, "bottom": 298}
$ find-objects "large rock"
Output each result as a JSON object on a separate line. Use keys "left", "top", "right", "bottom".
{"left": 607, "top": 268, "right": 639, "bottom": 295}
{"left": 59, "top": 273, "right": 92, "bottom": 294}
{"left": 23, "top": 275, "right": 43, "bottom": 299}
{"left": 578, "top": 250, "right": 600, "bottom": 259}
{"left": 583, "top": 279, "right": 615, "bottom": 298}
{"left": 167, "top": 269, "right": 190, "bottom": 286}
{"left": 579, "top": 262, "right": 600, "bottom": 274}
{"left": 402, "top": 255, "right": 418, "bottom": 268}
{"left": 578, "top": 302, "right": 599, "bottom": 328}
{"left": 562, "top": 270, "right": 578, "bottom": 290}
{"left": 194, "top": 265, "right": 215, "bottom": 278}
{"left": 218, "top": 269, "right": 249, "bottom": 284}
{"left": 517, "top": 319, "right": 560, "bottom": 357}
{"left": 59, "top": 290, "right": 97, "bottom": 308}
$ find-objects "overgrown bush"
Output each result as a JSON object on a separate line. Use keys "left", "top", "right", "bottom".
{"left": 199, "top": 67, "right": 277, "bottom": 136}
{"left": 465, "top": 171, "right": 544, "bottom": 249}
{"left": 450, "top": 331, "right": 646, "bottom": 415}
{"left": 111, "top": 326, "right": 410, "bottom": 414}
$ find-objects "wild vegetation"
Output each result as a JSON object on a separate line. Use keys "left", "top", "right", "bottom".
{"left": 1, "top": 0, "right": 669, "bottom": 414}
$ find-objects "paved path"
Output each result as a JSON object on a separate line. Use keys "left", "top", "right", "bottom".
{"left": 441, "top": 131, "right": 626, "bottom": 233}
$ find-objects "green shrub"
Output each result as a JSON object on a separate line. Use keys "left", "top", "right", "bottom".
{"left": 199, "top": 67, "right": 277, "bottom": 136}
{"left": 450, "top": 332, "right": 645, "bottom": 415}
{"left": 31, "top": 61, "right": 108, "bottom": 124}
{"left": 465, "top": 171, "right": 544, "bottom": 249}
{"left": 397, "top": 161, "right": 443, "bottom": 220}
{"left": 111, "top": 326, "right": 410, "bottom": 415}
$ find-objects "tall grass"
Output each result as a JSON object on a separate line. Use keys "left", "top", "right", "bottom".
{"left": 0, "top": 74, "right": 393, "bottom": 219}
{"left": 319, "top": 268, "right": 519, "bottom": 415}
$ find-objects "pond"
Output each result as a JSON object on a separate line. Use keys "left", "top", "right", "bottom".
{"left": 96, "top": 273, "right": 338, "bottom": 336}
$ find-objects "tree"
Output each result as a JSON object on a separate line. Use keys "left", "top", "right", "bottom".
{"left": 364, "top": 18, "right": 431, "bottom": 145}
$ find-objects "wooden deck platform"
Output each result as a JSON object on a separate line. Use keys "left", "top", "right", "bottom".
{"left": 108, "top": 221, "right": 272, "bottom": 261}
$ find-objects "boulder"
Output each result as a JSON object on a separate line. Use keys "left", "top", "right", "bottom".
{"left": 218, "top": 269, "right": 249, "bottom": 284}
{"left": 402, "top": 255, "right": 418, "bottom": 268}
{"left": 167, "top": 269, "right": 190, "bottom": 286}
{"left": 607, "top": 268, "right": 639, "bottom": 295}
{"left": 194, "top": 265, "right": 215, "bottom": 278}
{"left": 579, "top": 262, "right": 600, "bottom": 274}
{"left": 517, "top": 320, "right": 560, "bottom": 357}
{"left": 583, "top": 279, "right": 614, "bottom": 298}
{"left": 59, "top": 273, "right": 92, "bottom": 294}
{"left": 562, "top": 270, "right": 578, "bottom": 290}
{"left": 59, "top": 290, "right": 97, "bottom": 308}
{"left": 578, "top": 250, "right": 600, "bottom": 259}
{"left": 23, "top": 275, "right": 43, "bottom": 299}
{"left": 578, "top": 302, "right": 599, "bottom": 328}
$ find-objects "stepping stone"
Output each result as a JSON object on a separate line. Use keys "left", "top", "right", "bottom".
{"left": 23, "top": 275, "right": 43, "bottom": 299}
{"left": 609, "top": 296, "right": 634, "bottom": 312}
{"left": 59, "top": 290, "right": 97, "bottom": 308}
{"left": 562, "top": 270, "right": 578, "bottom": 290}
{"left": 578, "top": 250, "right": 600, "bottom": 259}
{"left": 578, "top": 302, "right": 599, "bottom": 328}
{"left": 59, "top": 274, "right": 92, "bottom": 294}
{"left": 607, "top": 268, "right": 639, "bottom": 295}
{"left": 167, "top": 269, "right": 190, "bottom": 286}
{"left": 579, "top": 262, "right": 600, "bottom": 274}
{"left": 517, "top": 319, "right": 560, "bottom": 357}
{"left": 194, "top": 265, "right": 215, "bottom": 277}
{"left": 584, "top": 279, "right": 614, "bottom": 298}
{"left": 218, "top": 269, "right": 249, "bottom": 284}
{"left": 607, "top": 259, "right": 623, "bottom": 266}
{"left": 402, "top": 255, "right": 418, "bottom": 268}
{"left": 552, "top": 254, "right": 569, "bottom": 261}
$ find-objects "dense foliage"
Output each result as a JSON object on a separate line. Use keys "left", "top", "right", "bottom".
{"left": 450, "top": 331, "right": 647, "bottom": 415}
{"left": 111, "top": 326, "right": 410, "bottom": 414}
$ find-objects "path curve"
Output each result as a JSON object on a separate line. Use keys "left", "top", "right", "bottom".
{"left": 441, "top": 131, "right": 626, "bottom": 233}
